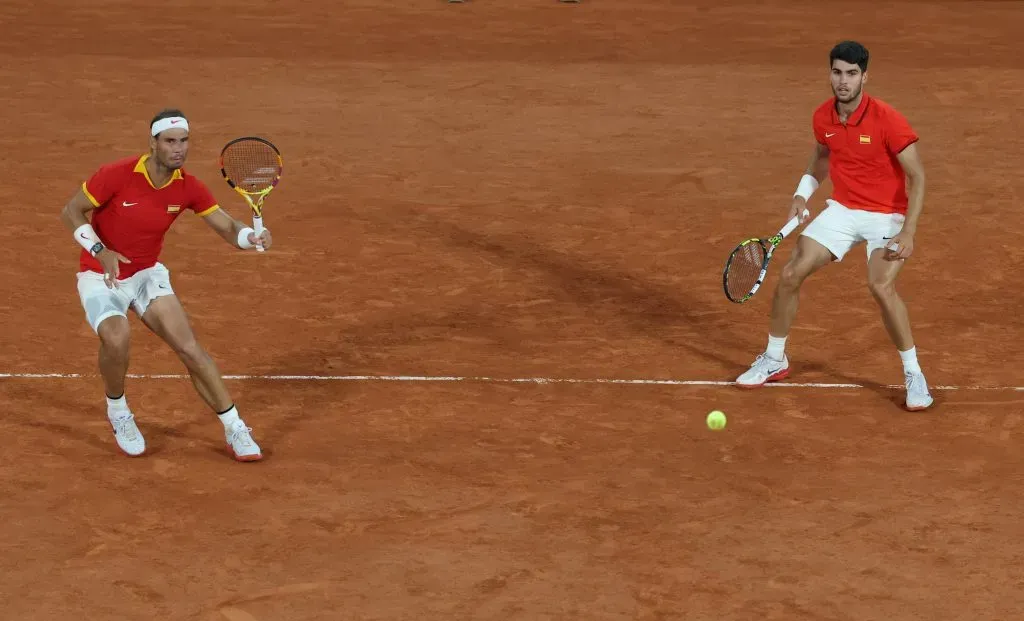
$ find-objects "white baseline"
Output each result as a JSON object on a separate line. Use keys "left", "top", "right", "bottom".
{"left": 0, "top": 372, "right": 1020, "bottom": 391}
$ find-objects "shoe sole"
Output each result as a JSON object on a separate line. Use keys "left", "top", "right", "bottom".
{"left": 228, "top": 444, "right": 263, "bottom": 462}
{"left": 736, "top": 367, "right": 790, "bottom": 389}
{"left": 904, "top": 400, "right": 934, "bottom": 412}
{"left": 117, "top": 445, "right": 146, "bottom": 457}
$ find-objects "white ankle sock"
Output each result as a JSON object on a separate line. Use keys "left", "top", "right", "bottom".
{"left": 217, "top": 405, "right": 242, "bottom": 429}
{"left": 766, "top": 335, "right": 787, "bottom": 361}
{"left": 900, "top": 347, "right": 922, "bottom": 374}
{"left": 106, "top": 393, "right": 129, "bottom": 416}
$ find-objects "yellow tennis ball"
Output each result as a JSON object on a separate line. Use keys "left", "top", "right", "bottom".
{"left": 706, "top": 410, "right": 727, "bottom": 430}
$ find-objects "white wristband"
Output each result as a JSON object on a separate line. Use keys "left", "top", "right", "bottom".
{"left": 74, "top": 223, "right": 100, "bottom": 253}
{"left": 237, "top": 227, "right": 256, "bottom": 249}
{"left": 793, "top": 174, "right": 819, "bottom": 201}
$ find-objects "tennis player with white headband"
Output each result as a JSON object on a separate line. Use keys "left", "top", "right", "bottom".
{"left": 59, "top": 108, "right": 273, "bottom": 461}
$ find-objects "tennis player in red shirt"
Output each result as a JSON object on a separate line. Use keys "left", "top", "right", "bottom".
{"left": 736, "top": 41, "right": 933, "bottom": 411}
{"left": 60, "top": 109, "right": 271, "bottom": 460}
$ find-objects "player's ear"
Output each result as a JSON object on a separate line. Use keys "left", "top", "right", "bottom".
{"left": 149, "top": 135, "right": 158, "bottom": 151}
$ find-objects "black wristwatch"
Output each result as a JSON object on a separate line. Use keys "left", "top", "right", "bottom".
{"left": 89, "top": 242, "right": 105, "bottom": 257}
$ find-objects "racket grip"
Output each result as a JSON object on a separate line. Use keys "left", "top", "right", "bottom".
{"left": 253, "top": 215, "right": 266, "bottom": 253}
{"left": 779, "top": 209, "right": 810, "bottom": 238}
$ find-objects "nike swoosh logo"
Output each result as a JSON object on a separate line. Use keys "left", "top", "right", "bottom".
{"left": 122, "top": 201, "right": 138, "bottom": 207}
{"left": 825, "top": 132, "right": 836, "bottom": 138}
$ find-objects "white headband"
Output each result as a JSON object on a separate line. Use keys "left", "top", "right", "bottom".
{"left": 151, "top": 116, "right": 189, "bottom": 136}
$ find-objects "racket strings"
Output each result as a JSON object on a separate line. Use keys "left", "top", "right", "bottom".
{"left": 221, "top": 141, "right": 281, "bottom": 193}
{"left": 725, "top": 242, "right": 766, "bottom": 300}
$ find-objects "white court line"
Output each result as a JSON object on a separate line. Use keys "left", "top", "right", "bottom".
{"left": 0, "top": 372, "right": 1021, "bottom": 391}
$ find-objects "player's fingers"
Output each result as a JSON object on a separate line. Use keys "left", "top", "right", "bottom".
{"left": 118, "top": 253, "right": 131, "bottom": 263}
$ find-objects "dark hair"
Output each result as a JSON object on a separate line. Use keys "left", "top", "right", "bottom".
{"left": 150, "top": 108, "right": 187, "bottom": 135}
{"left": 829, "top": 41, "right": 869, "bottom": 72}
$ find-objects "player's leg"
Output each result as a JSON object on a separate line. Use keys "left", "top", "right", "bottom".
{"left": 767, "top": 236, "right": 835, "bottom": 340}
{"left": 76, "top": 272, "right": 146, "bottom": 456}
{"left": 864, "top": 221, "right": 933, "bottom": 410}
{"left": 736, "top": 201, "right": 858, "bottom": 388}
{"left": 142, "top": 295, "right": 232, "bottom": 411}
{"left": 97, "top": 316, "right": 131, "bottom": 402}
{"left": 132, "top": 265, "right": 262, "bottom": 461}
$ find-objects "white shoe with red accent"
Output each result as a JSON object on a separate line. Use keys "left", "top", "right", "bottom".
{"left": 226, "top": 422, "right": 263, "bottom": 462}
{"left": 108, "top": 412, "right": 146, "bottom": 457}
{"left": 904, "top": 371, "right": 934, "bottom": 411}
{"left": 736, "top": 353, "right": 790, "bottom": 388}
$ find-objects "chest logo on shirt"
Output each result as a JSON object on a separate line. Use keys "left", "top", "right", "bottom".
{"left": 122, "top": 201, "right": 138, "bottom": 207}
{"left": 167, "top": 205, "right": 181, "bottom": 213}
{"left": 859, "top": 135, "right": 872, "bottom": 144}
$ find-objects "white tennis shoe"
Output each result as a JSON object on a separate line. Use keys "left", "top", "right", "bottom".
{"left": 904, "top": 371, "right": 934, "bottom": 411}
{"left": 108, "top": 412, "right": 146, "bottom": 457}
{"left": 736, "top": 353, "right": 790, "bottom": 388}
{"left": 226, "top": 422, "right": 263, "bottom": 462}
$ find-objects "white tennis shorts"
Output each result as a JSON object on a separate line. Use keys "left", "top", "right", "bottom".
{"left": 76, "top": 263, "right": 176, "bottom": 333}
{"left": 801, "top": 199, "right": 906, "bottom": 262}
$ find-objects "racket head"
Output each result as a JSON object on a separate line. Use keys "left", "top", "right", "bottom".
{"left": 723, "top": 238, "right": 769, "bottom": 303}
{"left": 218, "top": 136, "right": 283, "bottom": 198}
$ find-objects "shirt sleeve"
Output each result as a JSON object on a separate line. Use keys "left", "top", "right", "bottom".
{"left": 188, "top": 178, "right": 221, "bottom": 217}
{"left": 811, "top": 109, "right": 827, "bottom": 146}
{"left": 82, "top": 164, "right": 119, "bottom": 207}
{"left": 884, "top": 107, "right": 919, "bottom": 154}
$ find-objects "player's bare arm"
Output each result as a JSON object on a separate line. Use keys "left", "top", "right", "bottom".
{"left": 790, "top": 142, "right": 830, "bottom": 222}
{"left": 203, "top": 207, "right": 273, "bottom": 250}
{"left": 886, "top": 142, "right": 926, "bottom": 260}
{"left": 60, "top": 187, "right": 131, "bottom": 287}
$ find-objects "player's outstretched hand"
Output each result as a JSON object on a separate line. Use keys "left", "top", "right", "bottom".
{"left": 248, "top": 229, "right": 273, "bottom": 251}
{"left": 97, "top": 248, "right": 131, "bottom": 288}
{"left": 787, "top": 196, "right": 811, "bottom": 224}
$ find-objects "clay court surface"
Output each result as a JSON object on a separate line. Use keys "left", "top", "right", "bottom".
{"left": 2, "top": 1, "right": 1023, "bottom": 619}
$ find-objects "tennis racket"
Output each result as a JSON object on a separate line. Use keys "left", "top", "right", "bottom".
{"left": 723, "top": 208, "right": 810, "bottom": 304}
{"left": 219, "top": 137, "right": 283, "bottom": 253}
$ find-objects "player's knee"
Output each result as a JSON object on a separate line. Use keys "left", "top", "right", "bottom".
{"left": 779, "top": 259, "right": 811, "bottom": 291}
{"left": 868, "top": 276, "right": 897, "bottom": 300}
{"left": 173, "top": 337, "right": 208, "bottom": 368}
{"left": 97, "top": 317, "right": 130, "bottom": 356}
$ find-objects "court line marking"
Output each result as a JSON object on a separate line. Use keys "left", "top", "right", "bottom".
{"left": 0, "top": 372, "right": 1020, "bottom": 391}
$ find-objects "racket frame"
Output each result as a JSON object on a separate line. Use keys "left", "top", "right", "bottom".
{"left": 218, "top": 136, "right": 283, "bottom": 253}
{"left": 723, "top": 209, "right": 809, "bottom": 304}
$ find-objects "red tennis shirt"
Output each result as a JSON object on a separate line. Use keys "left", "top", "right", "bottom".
{"left": 812, "top": 94, "right": 919, "bottom": 215}
{"left": 80, "top": 154, "right": 221, "bottom": 277}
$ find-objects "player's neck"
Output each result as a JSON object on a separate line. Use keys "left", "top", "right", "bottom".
{"left": 145, "top": 155, "right": 174, "bottom": 187}
{"left": 836, "top": 92, "right": 864, "bottom": 123}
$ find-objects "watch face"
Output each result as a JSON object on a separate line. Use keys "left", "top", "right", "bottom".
{"left": 90, "top": 242, "right": 104, "bottom": 255}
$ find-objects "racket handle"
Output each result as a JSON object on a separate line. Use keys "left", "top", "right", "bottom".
{"left": 779, "top": 209, "right": 810, "bottom": 238}
{"left": 253, "top": 215, "right": 266, "bottom": 253}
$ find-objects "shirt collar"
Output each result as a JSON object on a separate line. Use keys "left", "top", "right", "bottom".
{"left": 831, "top": 93, "right": 872, "bottom": 126}
{"left": 134, "top": 153, "right": 183, "bottom": 189}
